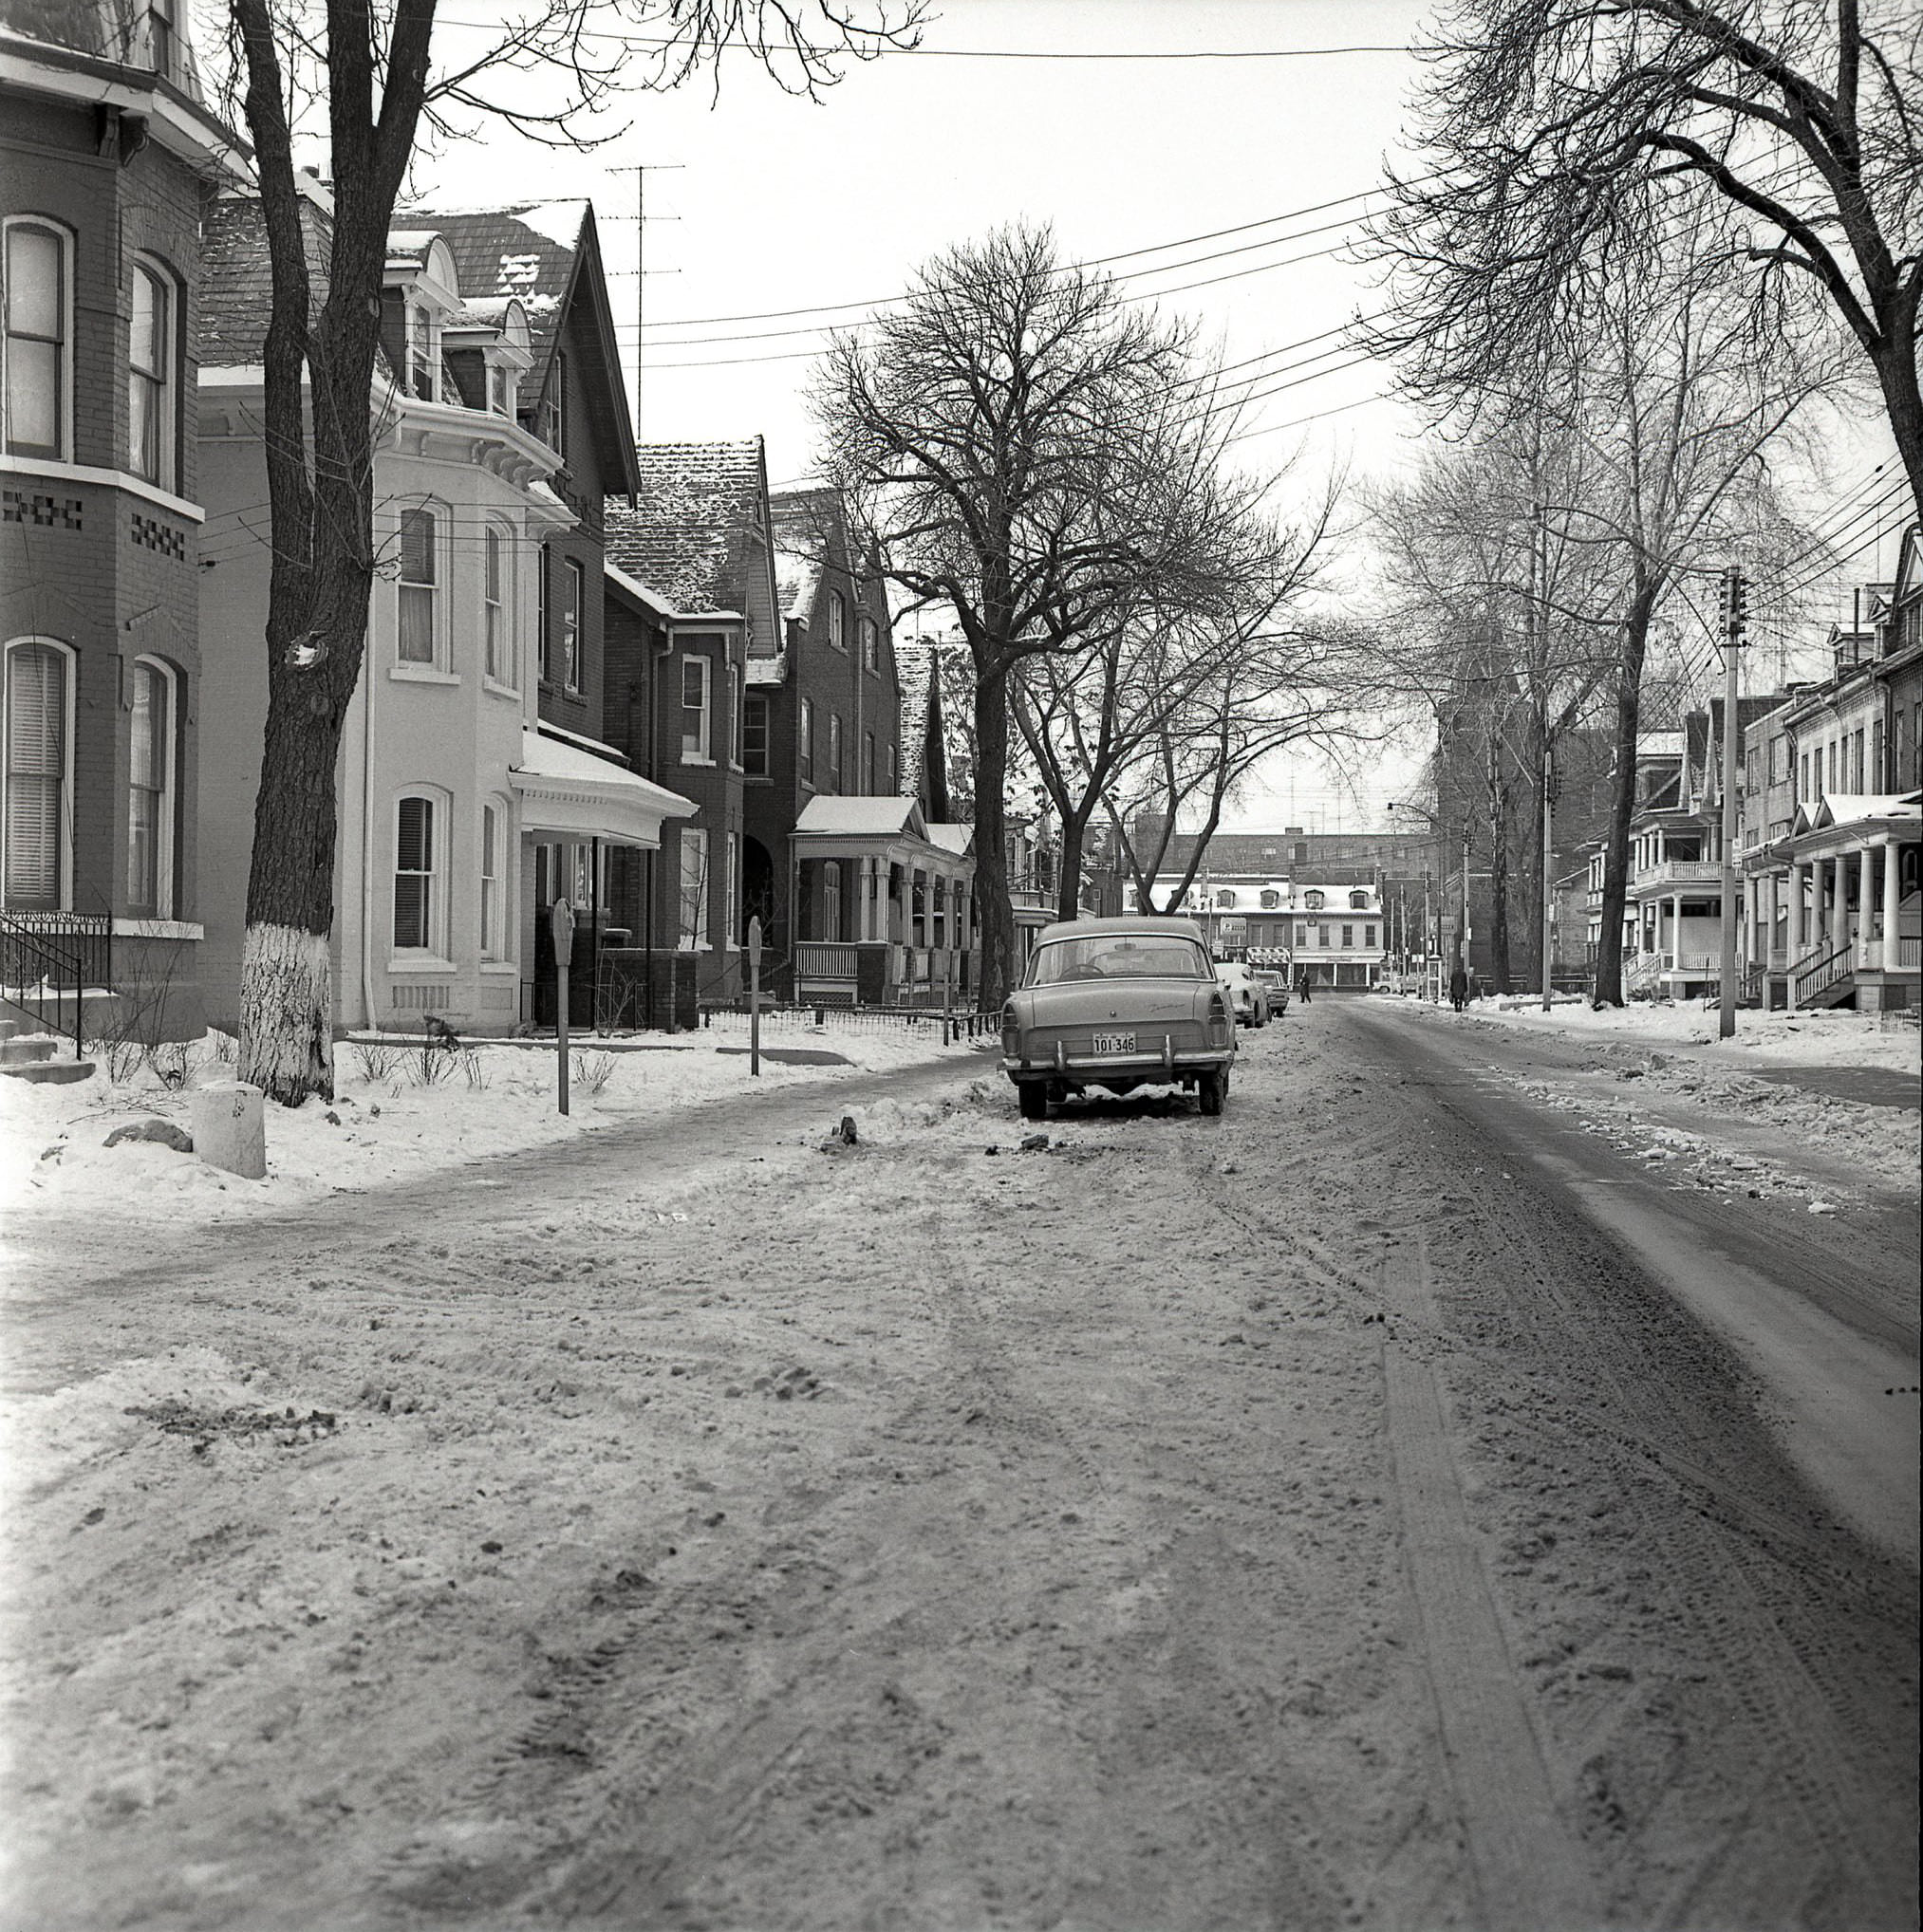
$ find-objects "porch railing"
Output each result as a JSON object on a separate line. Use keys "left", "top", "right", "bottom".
{"left": 1790, "top": 940, "right": 1854, "bottom": 1008}
{"left": 795, "top": 941, "right": 860, "bottom": 982}
{"left": 0, "top": 909, "right": 112, "bottom": 1057}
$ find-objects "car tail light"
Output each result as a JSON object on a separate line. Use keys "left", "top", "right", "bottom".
{"left": 1001, "top": 1002, "right": 1019, "bottom": 1048}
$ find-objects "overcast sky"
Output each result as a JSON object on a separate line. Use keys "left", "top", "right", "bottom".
{"left": 391, "top": 0, "right": 1900, "bottom": 833}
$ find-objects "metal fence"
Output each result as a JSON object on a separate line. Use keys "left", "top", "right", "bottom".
{"left": 699, "top": 1000, "right": 999, "bottom": 1043}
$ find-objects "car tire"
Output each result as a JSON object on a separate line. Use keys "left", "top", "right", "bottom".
{"left": 1198, "top": 1068, "right": 1226, "bottom": 1116}
{"left": 1018, "top": 1083, "right": 1049, "bottom": 1122}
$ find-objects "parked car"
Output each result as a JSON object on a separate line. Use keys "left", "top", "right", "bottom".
{"left": 1001, "top": 916, "right": 1238, "bottom": 1119}
{"left": 1253, "top": 965, "right": 1290, "bottom": 1014}
{"left": 1214, "top": 960, "right": 1269, "bottom": 1028}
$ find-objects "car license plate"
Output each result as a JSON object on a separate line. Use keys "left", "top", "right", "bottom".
{"left": 1092, "top": 1031, "right": 1136, "bottom": 1054}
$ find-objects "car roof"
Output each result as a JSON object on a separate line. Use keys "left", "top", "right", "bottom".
{"left": 1033, "top": 915, "right": 1208, "bottom": 946}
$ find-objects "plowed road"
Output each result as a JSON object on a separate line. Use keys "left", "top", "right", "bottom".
{"left": 5, "top": 998, "right": 1916, "bottom": 1930}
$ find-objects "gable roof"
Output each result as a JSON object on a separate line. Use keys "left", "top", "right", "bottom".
{"left": 793, "top": 796, "right": 929, "bottom": 839}
{"left": 605, "top": 439, "right": 769, "bottom": 614}
{"left": 408, "top": 198, "right": 639, "bottom": 497}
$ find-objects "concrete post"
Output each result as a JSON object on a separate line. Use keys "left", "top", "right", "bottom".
{"left": 190, "top": 1081, "right": 267, "bottom": 1180}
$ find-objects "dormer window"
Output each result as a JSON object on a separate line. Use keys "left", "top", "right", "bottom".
{"left": 147, "top": 0, "right": 175, "bottom": 78}
{"left": 1303, "top": 889, "right": 1325, "bottom": 912}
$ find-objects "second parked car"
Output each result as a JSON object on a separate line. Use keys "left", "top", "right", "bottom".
{"left": 1214, "top": 960, "right": 1270, "bottom": 1027}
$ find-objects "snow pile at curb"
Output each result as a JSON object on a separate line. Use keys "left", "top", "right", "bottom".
{"left": 0, "top": 1021, "right": 983, "bottom": 1229}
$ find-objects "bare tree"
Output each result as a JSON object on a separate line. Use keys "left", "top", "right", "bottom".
{"left": 203, "top": 0, "right": 919, "bottom": 1104}
{"left": 1368, "top": 0, "right": 1922, "bottom": 524}
{"left": 812, "top": 224, "right": 1232, "bottom": 1009}
{"left": 1017, "top": 475, "right": 1342, "bottom": 922}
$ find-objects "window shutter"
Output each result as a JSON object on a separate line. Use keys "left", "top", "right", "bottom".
{"left": 5, "top": 645, "right": 64, "bottom": 904}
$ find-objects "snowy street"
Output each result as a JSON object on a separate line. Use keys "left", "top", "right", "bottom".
{"left": 3, "top": 1002, "right": 1917, "bottom": 1930}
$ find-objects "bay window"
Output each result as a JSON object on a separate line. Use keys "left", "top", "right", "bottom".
{"left": 398, "top": 508, "right": 439, "bottom": 665}
{"left": 126, "top": 659, "right": 176, "bottom": 917}
{"left": 3, "top": 219, "right": 69, "bottom": 460}
{"left": 3, "top": 640, "right": 70, "bottom": 908}
{"left": 393, "top": 793, "right": 441, "bottom": 952}
{"left": 129, "top": 261, "right": 175, "bottom": 488}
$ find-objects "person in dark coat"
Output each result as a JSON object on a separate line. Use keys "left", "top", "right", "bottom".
{"left": 1449, "top": 960, "right": 1468, "bottom": 1012}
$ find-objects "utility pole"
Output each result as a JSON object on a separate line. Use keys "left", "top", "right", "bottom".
{"left": 1718, "top": 565, "right": 1746, "bottom": 1040}
{"left": 1541, "top": 745, "right": 1556, "bottom": 1011}
{"left": 607, "top": 163, "right": 682, "bottom": 442}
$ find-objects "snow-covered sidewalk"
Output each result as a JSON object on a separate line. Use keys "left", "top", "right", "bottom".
{"left": 0, "top": 1016, "right": 985, "bottom": 1231}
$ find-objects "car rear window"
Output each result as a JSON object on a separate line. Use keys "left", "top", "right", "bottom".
{"left": 1027, "top": 935, "right": 1211, "bottom": 984}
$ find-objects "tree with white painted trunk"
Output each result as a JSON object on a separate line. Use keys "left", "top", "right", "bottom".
{"left": 207, "top": 0, "right": 920, "bottom": 1104}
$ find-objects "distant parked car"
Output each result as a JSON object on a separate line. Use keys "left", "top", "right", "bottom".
{"left": 1214, "top": 960, "right": 1270, "bottom": 1028}
{"left": 1253, "top": 965, "right": 1290, "bottom": 1014}
{"left": 1001, "top": 917, "right": 1238, "bottom": 1119}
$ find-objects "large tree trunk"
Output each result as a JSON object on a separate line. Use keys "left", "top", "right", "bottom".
{"left": 972, "top": 660, "right": 1015, "bottom": 1011}
{"left": 1872, "top": 315, "right": 1923, "bottom": 532}
{"left": 1055, "top": 808, "right": 1089, "bottom": 923}
{"left": 1594, "top": 587, "right": 1656, "bottom": 1007}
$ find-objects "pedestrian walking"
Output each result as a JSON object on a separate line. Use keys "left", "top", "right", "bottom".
{"left": 1449, "top": 960, "right": 1468, "bottom": 1012}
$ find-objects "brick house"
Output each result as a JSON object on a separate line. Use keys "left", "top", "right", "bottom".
{"left": 196, "top": 184, "right": 689, "bottom": 1034}
{"left": 603, "top": 439, "right": 785, "bottom": 1005}
{"left": 1, "top": 0, "right": 243, "bottom": 1045}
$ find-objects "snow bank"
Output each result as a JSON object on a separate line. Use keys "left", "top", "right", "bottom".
{"left": 0, "top": 1018, "right": 981, "bottom": 1230}
{"left": 1453, "top": 994, "right": 1921, "bottom": 1073}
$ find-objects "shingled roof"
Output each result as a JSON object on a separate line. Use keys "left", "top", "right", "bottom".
{"left": 197, "top": 193, "right": 332, "bottom": 369}
{"left": 605, "top": 440, "right": 769, "bottom": 615}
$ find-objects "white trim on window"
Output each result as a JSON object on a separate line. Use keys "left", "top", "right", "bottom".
{"left": 799, "top": 695, "right": 814, "bottom": 788}
{"left": 728, "top": 662, "right": 743, "bottom": 770}
{"left": 860, "top": 613, "right": 878, "bottom": 673}
{"left": 678, "top": 825, "right": 709, "bottom": 950}
{"left": 2, "top": 636, "right": 75, "bottom": 910}
{"left": 829, "top": 711, "right": 843, "bottom": 790}
{"left": 681, "top": 652, "right": 712, "bottom": 764}
{"left": 3, "top": 217, "right": 74, "bottom": 463}
{"left": 482, "top": 522, "right": 513, "bottom": 688}
{"left": 127, "top": 656, "right": 178, "bottom": 919}
{"left": 725, "top": 828, "right": 739, "bottom": 950}
{"left": 478, "top": 795, "right": 508, "bottom": 962}
{"left": 396, "top": 502, "right": 443, "bottom": 670}
{"left": 829, "top": 591, "right": 846, "bottom": 653}
{"left": 561, "top": 555, "right": 584, "bottom": 693}
{"left": 128, "top": 256, "right": 178, "bottom": 492}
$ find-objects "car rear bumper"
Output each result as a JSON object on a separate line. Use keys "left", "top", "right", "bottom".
{"left": 1003, "top": 1042, "right": 1234, "bottom": 1082}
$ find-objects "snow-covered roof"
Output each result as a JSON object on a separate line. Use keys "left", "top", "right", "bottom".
{"left": 793, "top": 796, "right": 925, "bottom": 839}
{"left": 1795, "top": 790, "right": 1923, "bottom": 834}
{"left": 510, "top": 729, "right": 694, "bottom": 845}
{"left": 926, "top": 824, "right": 974, "bottom": 858}
{"left": 606, "top": 441, "right": 769, "bottom": 615}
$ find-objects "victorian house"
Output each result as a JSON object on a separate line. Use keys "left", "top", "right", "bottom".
{"left": 1735, "top": 551, "right": 1922, "bottom": 1012}
{"left": 603, "top": 438, "right": 779, "bottom": 1007}
{"left": 769, "top": 492, "right": 976, "bottom": 1006}
{"left": 196, "top": 185, "right": 690, "bottom": 1034}
{"left": 1, "top": 0, "right": 243, "bottom": 1050}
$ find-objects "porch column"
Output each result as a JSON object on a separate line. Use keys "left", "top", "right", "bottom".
{"left": 1884, "top": 838, "right": 1901, "bottom": 949}
{"left": 1669, "top": 893, "right": 1681, "bottom": 967}
{"left": 1789, "top": 861, "right": 1804, "bottom": 952}
{"left": 1829, "top": 855, "right": 1848, "bottom": 955}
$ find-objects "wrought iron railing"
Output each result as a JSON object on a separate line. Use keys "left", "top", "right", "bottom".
{"left": 0, "top": 909, "right": 111, "bottom": 1056}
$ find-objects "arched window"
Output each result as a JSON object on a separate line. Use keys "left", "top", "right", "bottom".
{"left": 3, "top": 218, "right": 73, "bottom": 460}
{"left": 3, "top": 640, "right": 73, "bottom": 908}
{"left": 860, "top": 615, "right": 878, "bottom": 672}
{"left": 127, "top": 658, "right": 178, "bottom": 917}
{"left": 1260, "top": 888, "right": 1280, "bottom": 909}
{"left": 393, "top": 791, "right": 446, "bottom": 954}
{"left": 1216, "top": 887, "right": 1235, "bottom": 909}
{"left": 478, "top": 797, "right": 507, "bottom": 960}
{"left": 129, "top": 259, "right": 177, "bottom": 489}
{"left": 829, "top": 592, "right": 847, "bottom": 652}
{"left": 482, "top": 524, "right": 510, "bottom": 684}
{"left": 397, "top": 506, "right": 440, "bottom": 666}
